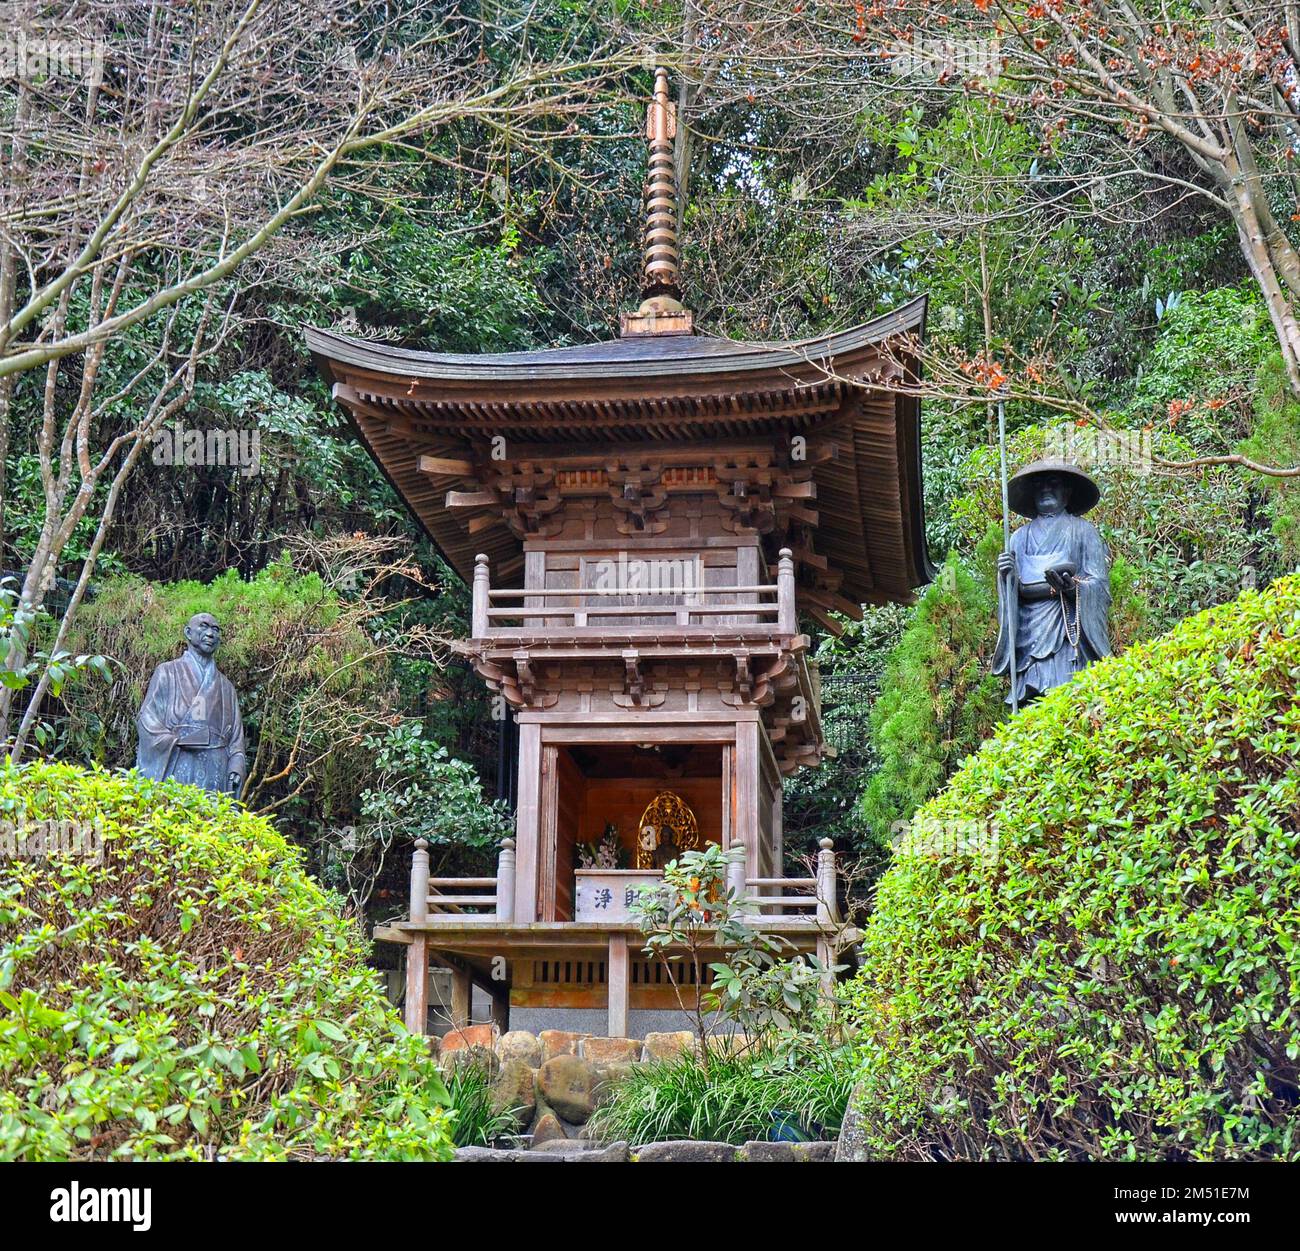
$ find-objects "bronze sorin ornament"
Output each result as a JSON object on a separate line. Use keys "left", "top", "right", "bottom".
{"left": 992, "top": 459, "right": 1112, "bottom": 706}
{"left": 135, "top": 612, "right": 246, "bottom": 796}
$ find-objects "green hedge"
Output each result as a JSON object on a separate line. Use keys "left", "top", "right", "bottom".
{"left": 0, "top": 762, "right": 453, "bottom": 1160}
{"left": 845, "top": 576, "right": 1300, "bottom": 1160}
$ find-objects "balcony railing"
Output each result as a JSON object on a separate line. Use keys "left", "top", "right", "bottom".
{"left": 470, "top": 548, "right": 798, "bottom": 639}
{"left": 728, "top": 838, "right": 841, "bottom": 926}
{"left": 404, "top": 835, "right": 840, "bottom": 929}
{"left": 408, "top": 838, "right": 515, "bottom": 925}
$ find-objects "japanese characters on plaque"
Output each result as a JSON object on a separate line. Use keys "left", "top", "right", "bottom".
{"left": 574, "top": 871, "right": 660, "bottom": 922}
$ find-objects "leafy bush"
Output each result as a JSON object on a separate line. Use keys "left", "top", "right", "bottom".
{"left": 858, "top": 549, "right": 1003, "bottom": 847}
{"left": 630, "top": 844, "right": 835, "bottom": 1056}
{"left": 1241, "top": 356, "right": 1300, "bottom": 564}
{"left": 61, "top": 553, "right": 505, "bottom": 910}
{"left": 0, "top": 761, "right": 454, "bottom": 1160}
{"left": 844, "top": 576, "right": 1300, "bottom": 1160}
{"left": 1127, "top": 284, "right": 1274, "bottom": 425}
{"left": 588, "top": 1047, "right": 857, "bottom": 1147}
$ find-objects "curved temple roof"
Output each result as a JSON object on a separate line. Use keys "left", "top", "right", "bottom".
{"left": 307, "top": 297, "right": 927, "bottom": 383}
{"left": 307, "top": 294, "right": 933, "bottom": 605}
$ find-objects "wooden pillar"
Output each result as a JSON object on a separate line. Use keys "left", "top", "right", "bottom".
{"left": 734, "top": 719, "right": 760, "bottom": 883}
{"left": 816, "top": 840, "right": 838, "bottom": 996}
{"left": 726, "top": 841, "right": 750, "bottom": 917}
{"left": 450, "top": 966, "right": 472, "bottom": 1030}
{"left": 538, "top": 744, "right": 560, "bottom": 921}
{"left": 514, "top": 722, "right": 542, "bottom": 922}
{"left": 490, "top": 987, "right": 510, "bottom": 1034}
{"left": 720, "top": 744, "right": 733, "bottom": 850}
{"left": 607, "top": 933, "right": 629, "bottom": 1038}
{"left": 404, "top": 935, "right": 429, "bottom": 1036}
{"left": 410, "top": 837, "right": 429, "bottom": 924}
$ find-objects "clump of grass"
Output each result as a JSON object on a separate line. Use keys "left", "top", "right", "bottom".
{"left": 587, "top": 1046, "right": 857, "bottom": 1146}
{"left": 443, "top": 1062, "right": 521, "bottom": 1148}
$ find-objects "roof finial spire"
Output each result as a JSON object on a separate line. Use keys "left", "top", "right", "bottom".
{"left": 620, "top": 67, "right": 694, "bottom": 338}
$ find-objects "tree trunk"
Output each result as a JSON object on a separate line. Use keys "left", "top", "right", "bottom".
{"left": 1226, "top": 174, "right": 1300, "bottom": 395}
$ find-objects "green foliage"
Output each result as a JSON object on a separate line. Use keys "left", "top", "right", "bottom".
{"left": 442, "top": 1062, "right": 520, "bottom": 1149}
{"left": 1127, "top": 286, "right": 1274, "bottom": 432}
{"left": 630, "top": 844, "right": 835, "bottom": 1054}
{"left": 783, "top": 603, "right": 909, "bottom": 864}
{"left": 357, "top": 722, "right": 511, "bottom": 854}
{"left": 0, "top": 760, "right": 454, "bottom": 1160}
{"left": 858, "top": 552, "right": 1003, "bottom": 846}
{"left": 854, "top": 100, "right": 1087, "bottom": 357}
{"left": 1, "top": 578, "right": 111, "bottom": 752}
{"left": 843, "top": 576, "right": 1300, "bottom": 1160}
{"left": 283, "top": 182, "right": 550, "bottom": 353}
{"left": 1241, "top": 356, "right": 1300, "bottom": 564}
{"left": 588, "top": 1046, "right": 857, "bottom": 1147}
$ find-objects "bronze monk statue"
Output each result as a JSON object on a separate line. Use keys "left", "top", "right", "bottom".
{"left": 992, "top": 459, "right": 1111, "bottom": 706}
{"left": 136, "top": 612, "right": 246, "bottom": 796}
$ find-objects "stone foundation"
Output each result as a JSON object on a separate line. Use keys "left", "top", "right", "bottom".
{"left": 435, "top": 1024, "right": 710, "bottom": 1146}
{"left": 453, "top": 1140, "right": 838, "bottom": 1162}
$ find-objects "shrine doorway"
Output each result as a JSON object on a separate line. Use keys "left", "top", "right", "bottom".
{"left": 541, "top": 743, "right": 726, "bottom": 922}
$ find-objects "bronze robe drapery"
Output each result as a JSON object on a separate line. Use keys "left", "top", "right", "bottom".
{"left": 992, "top": 511, "right": 1111, "bottom": 705}
{"left": 135, "top": 651, "right": 245, "bottom": 794}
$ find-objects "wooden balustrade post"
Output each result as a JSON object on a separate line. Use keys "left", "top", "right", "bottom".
{"left": 496, "top": 838, "right": 516, "bottom": 922}
{"left": 410, "top": 837, "right": 429, "bottom": 924}
{"left": 726, "top": 840, "right": 749, "bottom": 916}
{"left": 777, "top": 547, "right": 797, "bottom": 634}
{"left": 816, "top": 837, "right": 836, "bottom": 927}
{"left": 404, "top": 838, "right": 430, "bottom": 1035}
{"left": 472, "top": 553, "right": 490, "bottom": 639}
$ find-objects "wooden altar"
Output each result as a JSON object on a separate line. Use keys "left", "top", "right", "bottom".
{"left": 307, "top": 70, "right": 931, "bottom": 1036}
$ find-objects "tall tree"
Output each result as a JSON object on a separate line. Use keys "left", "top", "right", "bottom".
{"left": 0, "top": 0, "right": 643, "bottom": 746}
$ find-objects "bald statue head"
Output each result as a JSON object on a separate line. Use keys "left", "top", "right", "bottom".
{"left": 184, "top": 613, "right": 222, "bottom": 659}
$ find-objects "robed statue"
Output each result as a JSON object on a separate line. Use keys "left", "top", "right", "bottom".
{"left": 136, "top": 612, "right": 246, "bottom": 796}
{"left": 993, "top": 459, "right": 1111, "bottom": 706}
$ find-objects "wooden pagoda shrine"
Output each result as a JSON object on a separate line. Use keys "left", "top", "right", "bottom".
{"left": 307, "top": 71, "right": 931, "bottom": 1037}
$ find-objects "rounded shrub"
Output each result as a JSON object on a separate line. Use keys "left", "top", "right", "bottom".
{"left": 0, "top": 761, "right": 453, "bottom": 1160}
{"left": 845, "top": 576, "right": 1300, "bottom": 1160}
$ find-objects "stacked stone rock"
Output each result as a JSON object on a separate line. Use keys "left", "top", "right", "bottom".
{"left": 435, "top": 1025, "right": 699, "bottom": 1146}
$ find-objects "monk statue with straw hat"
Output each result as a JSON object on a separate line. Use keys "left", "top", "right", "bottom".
{"left": 992, "top": 459, "right": 1112, "bottom": 706}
